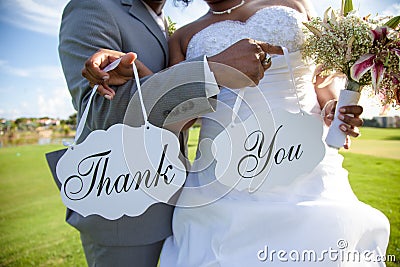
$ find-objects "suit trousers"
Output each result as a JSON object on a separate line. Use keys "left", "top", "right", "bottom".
{"left": 81, "top": 233, "right": 164, "bottom": 267}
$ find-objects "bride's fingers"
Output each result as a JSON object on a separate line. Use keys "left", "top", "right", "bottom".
{"left": 256, "top": 41, "right": 283, "bottom": 55}
{"left": 338, "top": 114, "right": 364, "bottom": 127}
{"left": 339, "top": 124, "right": 360, "bottom": 138}
{"left": 261, "top": 59, "right": 272, "bottom": 71}
{"left": 258, "top": 63, "right": 265, "bottom": 80}
{"left": 253, "top": 43, "right": 272, "bottom": 72}
{"left": 344, "top": 135, "right": 351, "bottom": 150}
{"left": 253, "top": 43, "right": 265, "bottom": 59}
{"left": 339, "top": 105, "right": 363, "bottom": 117}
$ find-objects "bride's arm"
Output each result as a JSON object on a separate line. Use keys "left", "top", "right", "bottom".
{"left": 314, "top": 74, "right": 337, "bottom": 113}
{"left": 168, "top": 30, "right": 186, "bottom": 66}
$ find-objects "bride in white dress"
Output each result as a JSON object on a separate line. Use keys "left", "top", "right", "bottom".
{"left": 160, "top": 0, "right": 390, "bottom": 266}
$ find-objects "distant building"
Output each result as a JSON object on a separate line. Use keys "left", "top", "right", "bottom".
{"left": 37, "top": 118, "right": 60, "bottom": 126}
{"left": 372, "top": 116, "right": 400, "bottom": 128}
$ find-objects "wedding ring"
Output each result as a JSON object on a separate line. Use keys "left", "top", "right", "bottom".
{"left": 262, "top": 53, "right": 272, "bottom": 66}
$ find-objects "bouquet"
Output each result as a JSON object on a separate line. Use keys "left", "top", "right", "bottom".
{"left": 302, "top": 0, "right": 400, "bottom": 148}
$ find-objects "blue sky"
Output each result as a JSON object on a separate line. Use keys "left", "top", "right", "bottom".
{"left": 0, "top": 0, "right": 399, "bottom": 120}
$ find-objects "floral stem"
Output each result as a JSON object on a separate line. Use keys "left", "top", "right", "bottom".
{"left": 346, "top": 79, "right": 362, "bottom": 92}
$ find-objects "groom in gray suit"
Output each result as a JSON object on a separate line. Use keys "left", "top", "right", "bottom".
{"left": 58, "top": 0, "right": 271, "bottom": 266}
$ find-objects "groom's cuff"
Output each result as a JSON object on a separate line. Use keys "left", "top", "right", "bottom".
{"left": 203, "top": 55, "right": 219, "bottom": 98}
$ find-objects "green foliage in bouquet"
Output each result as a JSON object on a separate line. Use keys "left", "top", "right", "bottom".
{"left": 341, "top": 0, "right": 353, "bottom": 17}
{"left": 302, "top": 8, "right": 372, "bottom": 85}
{"left": 302, "top": 0, "right": 400, "bottom": 106}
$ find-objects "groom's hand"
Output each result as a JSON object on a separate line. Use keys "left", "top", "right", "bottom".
{"left": 82, "top": 49, "right": 152, "bottom": 100}
{"left": 208, "top": 39, "right": 283, "bottom": 88}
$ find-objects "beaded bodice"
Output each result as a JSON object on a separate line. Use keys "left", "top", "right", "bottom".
{"left": 185, "top": 5, "right": 320, "bottom": 115}
{"left": 186, "top": 6, "right": 307, "bottom": 59}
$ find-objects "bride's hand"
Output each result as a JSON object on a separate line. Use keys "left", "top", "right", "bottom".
{"left": 323, "top": 101, "right": 364, "bottom": 149}
{"left": 208, "top": 39, "right": 283, "bottom": 88}
{"left": 82, "top": 49, "right": 153, "bottom": 100}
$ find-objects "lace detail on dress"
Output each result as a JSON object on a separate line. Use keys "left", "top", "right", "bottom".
{"left": 186, "top": 6, "right": 307, "bottom": 59}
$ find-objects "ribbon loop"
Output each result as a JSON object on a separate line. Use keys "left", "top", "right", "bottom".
{"left": 70, "top": 59, "right": 147, "bottom": 147}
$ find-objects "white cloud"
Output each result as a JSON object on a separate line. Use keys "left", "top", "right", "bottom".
{"left": 0, "top": 60, "right": 73, "bottom": 119}
{"left": 34, "top": 66, "right": 65, "bottom": 81}
{"left": 0, "top": 60, "right": 64, "bottom": 81}
{"left": 0, "top": 0, "right": 69, "bottom": 36}
{"left": 37, "top": 86, "right": 74, "bottom": 119}
{"left": 0, "top": 108, "right": 22, "bottom": 119}
{"left": 0, "top": 86, "right": 74, "bottom": 119}
{"left": 381, "top": 4, "right": 400, "bottom": 16}
{"left": 0, "top": 60, "right": 30, "bottom": 77}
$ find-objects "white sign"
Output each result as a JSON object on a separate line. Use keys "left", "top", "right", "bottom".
{"left": 56, "top": 123, "right": 186, "bottom": 220}
{"left": 213, "top": 109, "right": 326, "bottom": 192}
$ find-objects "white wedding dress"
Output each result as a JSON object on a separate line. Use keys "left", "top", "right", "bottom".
{"left": 160, "top": 6, "right": 389, "bottom": 267}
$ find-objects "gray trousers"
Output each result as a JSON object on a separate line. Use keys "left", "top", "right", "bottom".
{"left": 81, "top": 233, "right": 164, "bottom": 267}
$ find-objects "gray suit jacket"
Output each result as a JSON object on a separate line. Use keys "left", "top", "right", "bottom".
{"left": 58, "top": 0, "right": 216, "bottom": 246}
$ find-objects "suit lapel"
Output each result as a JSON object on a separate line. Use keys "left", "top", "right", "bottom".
{"left": 121, "top": 0, "right": 169, "bottom": 65}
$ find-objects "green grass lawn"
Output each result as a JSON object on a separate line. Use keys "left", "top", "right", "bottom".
{"left": 341, "top": 127, "right": 400, "bottom": 159}
{"left": 0, "top": 145, "right": 86, "bottom": 267}
{"left": 0, "top": 127, "right": 399, "bottom": 266}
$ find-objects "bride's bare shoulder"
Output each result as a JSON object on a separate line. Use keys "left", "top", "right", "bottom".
{"left": 169, "top": 13, "right": 213, "bottom": 58}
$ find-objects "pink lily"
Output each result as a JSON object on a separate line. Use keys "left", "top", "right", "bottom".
{"left": 371, "top": 60, "right": 385, "bottom": 92}
{"left": 350, "top": 54, "right": 375, "bottom": 79}
{"left": 370, "top": 26, "right": 388, "bottom": 43}
{"left": 350, "top": 54, "right": 384, "bottom": 92}
{"left": 350, "top": 26, "right": 398, "bottom": 92}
